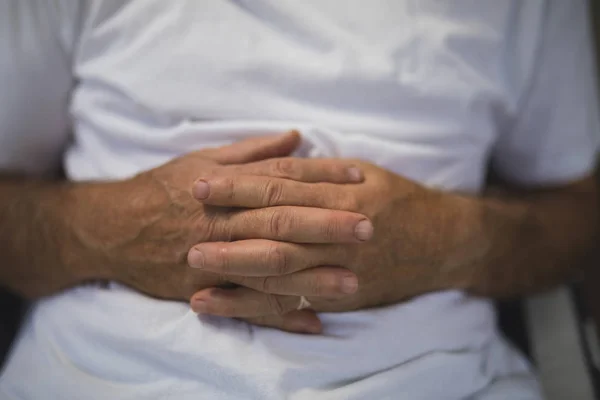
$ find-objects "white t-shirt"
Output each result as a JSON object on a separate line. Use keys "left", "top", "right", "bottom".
{"left": 0, "top": 1, "right": 598, "bottom": 399}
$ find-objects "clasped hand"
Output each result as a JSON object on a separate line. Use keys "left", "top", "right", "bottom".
{"left": 186, "top": 138, "right": 470, "bottom": 333}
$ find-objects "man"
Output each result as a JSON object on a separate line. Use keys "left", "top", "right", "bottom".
{"left": 0, "top": 0, "right": 598, "bottom": 399}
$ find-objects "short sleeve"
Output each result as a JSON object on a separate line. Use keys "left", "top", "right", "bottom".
{"left": 0, "top": 0, "right": 80, "bottom": 175}
{"left": 492, "top": 0, "right": 600, "bottom": 186}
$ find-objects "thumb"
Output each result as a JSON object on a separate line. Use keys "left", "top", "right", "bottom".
{"left": 199, "top": 131, "right": 301, "bottom": 165}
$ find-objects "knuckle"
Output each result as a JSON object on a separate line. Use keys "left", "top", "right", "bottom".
{"left": 271, "top": 158, "right": 296, "bottom": 177}
{"left": 267, "top": 210, "right": 289, "bottom": 237}
{"left": 308, "top": 274, "right": 328, "bottom": 296}
{"left": 255, "top": 276, "right": 279, "bottom": 294}
{"left": 215, "top": 246, "right": 231, "bottom": 273}
{"left": 254, "top": 276, "right": 270, "bottom": 292}
{"left": 197, "top": 215, "right": 218, "bottom": 241}
{"left": 321, "top": 214, "right": 343, "bottom": 241}
{"left": 219, "top": 177, "right": 236, "bottom": 201}
{"left": 266, "top": 245, "right": 289, "bottom": 275}
{"left": 267, "top": 295, "right": 287, "bottom": 315}
{"left": 262, "top": 180, "right": 284, "bottom": 205}
{"left": 204, "top": 215, "right": 233, "bottom": 242}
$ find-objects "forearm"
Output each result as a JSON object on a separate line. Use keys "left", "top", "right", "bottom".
{"left": 456, "top": 176, "right": 599, "bottom": 298}
{"left": 0, "top": 172, "right": 228, "bottom": 300}
{"left": 0, "top": 174, "right": 93, "bottom": 298}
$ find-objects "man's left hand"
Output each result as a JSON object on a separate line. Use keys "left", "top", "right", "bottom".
{"left": 187, "top": 160, "right": 479, "bottom": 332}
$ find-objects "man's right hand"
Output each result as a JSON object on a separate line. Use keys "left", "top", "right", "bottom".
{"left": 68, "top": 132, "right": 370, "bottom": 302}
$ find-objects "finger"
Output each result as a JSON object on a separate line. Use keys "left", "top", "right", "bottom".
{"left": 226, "top": 267, "right": 359, "bottom": 298}
{"left": 214, "top": 206, "right": 373, "bottom": 243}
{"left": 224, "top": 158, "right": 363, "bottom": 184}
{"left": 193, "top": 176, "right": 353, "bottom": 210}
{"left": 242, "top": 310, "right": 322, "bottom": 334}
{"left": 188, "top": 240, "right": 343, "bottom": 276}
{"left": 197, "top": 131, "right": 301, "bottom": 164}
{"left": 190, "top": 287, "right": 302, "bottom": 318}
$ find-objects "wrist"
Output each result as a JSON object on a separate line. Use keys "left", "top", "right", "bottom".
{"left": 431, "top": 192, "right": 489, "bottom": 293}
{"left": 62, "top": 179, "right": 134, "bottom": 282}
{"left": 65, "top": 173, "right": 180, "bottom": 285}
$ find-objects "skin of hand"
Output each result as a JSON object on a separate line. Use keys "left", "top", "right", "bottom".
{"left": 38, "top": 133, "right": 372, "bottom": 308}
{"left": 187, "top": 160, "right": 476, "bottom": 330}
{"left": 188, "top": 159, "right": 599, "bottom": 334}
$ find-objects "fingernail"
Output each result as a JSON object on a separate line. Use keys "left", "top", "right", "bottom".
{"left": 192, "top": 299, "right": 208, "bottom": 313}
{"left": 354, "top": 220, "right": 373, "bottom": 241}
{"left": 193, "top": 180, "right": 210, "bottom": 200}
{"left": 188, "top": 248, "right": 205, "bottom": 268}
{"left": 347, "top": 167, "right": 363, "bottom": 182}
{"left": 341, "top": 275, "right": 359, "bottom": 294}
